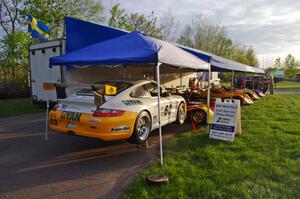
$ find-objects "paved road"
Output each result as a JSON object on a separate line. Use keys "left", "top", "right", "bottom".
{"left": 274, "top": 89, "right": 300, "bottom": 94}
{"left": 0, "top": 113, "right": 191, "bottom": 199}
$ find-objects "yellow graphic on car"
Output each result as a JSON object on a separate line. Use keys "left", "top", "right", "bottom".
{"left": 105, "top": 85, "right": 117, "bottom": 95}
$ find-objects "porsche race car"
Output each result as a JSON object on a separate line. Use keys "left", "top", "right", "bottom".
{"left": 49, "top": 80, "right": 187, "bottom": 143}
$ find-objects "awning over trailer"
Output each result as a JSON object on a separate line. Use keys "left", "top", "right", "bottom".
{"left": 65, "top": 17, "right": 127, "bottom": 53}
{"left": 50, "top": 32, "right": 209, "bottom": 70}
{"left": 180, "top": 46, "right": 265, "bottom": 74}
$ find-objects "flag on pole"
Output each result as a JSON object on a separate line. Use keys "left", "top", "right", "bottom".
{"left": 27, "top": 14, "right": 50, "bottom": 41}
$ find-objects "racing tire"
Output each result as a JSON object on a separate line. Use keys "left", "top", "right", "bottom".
{"left": 130, "top": 111, "right": 151, "bottom": 144}
{"left": 189, "top": 109, "right": 207, "bottom": 126}
{"left": 176, "top": 102, "right": 186, "bottom": 125}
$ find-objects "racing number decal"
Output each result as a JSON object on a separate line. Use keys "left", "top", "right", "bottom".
{"left": 162, "top": 103, "right": 172, "bottom": 116}
{"left": 60, "top": 111, "right": 82, "bottom": 122}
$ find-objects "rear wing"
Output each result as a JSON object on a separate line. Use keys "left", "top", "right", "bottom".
{"left": 54, "top": 83, "right": 118, "bottom": 106}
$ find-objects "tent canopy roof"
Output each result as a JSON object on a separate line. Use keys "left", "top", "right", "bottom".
{"left": 65, "top": 17, "right": 127, "bottom": 53}
{"left": 50, "top": 32, "right": 209, "bottom": 70}
{"left": 180, "top": 45, "right": 264, "bottom": 74}
{"left": 61, "top": 17, "right": 264, "bottom": 74}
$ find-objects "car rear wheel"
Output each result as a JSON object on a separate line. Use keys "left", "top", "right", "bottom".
{"left": 177, "top": 103, "right": 186, "bottom": 125}
{"left": 130, "top": 111, "right": 151, "bottom": 144}
{"left": 190, "top": 109, "right": 207, "bottom": 126}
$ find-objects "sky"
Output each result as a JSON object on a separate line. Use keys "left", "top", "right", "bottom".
{"left": 103, "top": 0, "right": 300, "bottom": 68}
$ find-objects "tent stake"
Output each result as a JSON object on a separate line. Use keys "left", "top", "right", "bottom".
{"left": 156, "top": 63, "right": 163, "bottom": 166}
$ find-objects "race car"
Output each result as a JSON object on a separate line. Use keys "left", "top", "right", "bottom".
{"left": 191, "top": 87, "right": 254, "bottom": 105}
{"left": 49, "top": 80, "right": 187, "bottom": 143}
{"left": 223, "top": 87, "right": 260, "bottom": 100}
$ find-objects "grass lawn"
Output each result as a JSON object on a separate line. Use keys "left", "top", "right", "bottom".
{"left": 0, "top": 98, "right": 44, "bottom": 117}
{"left": 125, "top": 94, "right": 300, "bottom": 199}
{"left": 276, "top": 81, "right": 300, "bottom": 90}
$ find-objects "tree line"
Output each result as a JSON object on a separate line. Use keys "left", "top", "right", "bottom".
{"left": 266, "top": 54, "right": 300, "bottom": 79}
{"left": 0, "top": 0, "right": 260, "bottom": 94}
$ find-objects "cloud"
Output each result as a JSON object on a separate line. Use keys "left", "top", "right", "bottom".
{"left": 104, "top": 0, "right": 300, "bottom": 65}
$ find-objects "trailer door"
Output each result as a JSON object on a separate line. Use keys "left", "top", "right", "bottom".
{"left": 30, "top": 40, "right": 63, "bottom": 102}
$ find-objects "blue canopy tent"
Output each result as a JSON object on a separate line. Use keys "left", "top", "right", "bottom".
{"left": 51, "top": 32, "right": 209, "bottom": 69}
{"left": 65, "top": 17, "right": 264, "bottom": 73}
{"left": 50, "top": 31, "right": 209, "bottom": 166}
{"left": 180, "top": 45, "right": 264, "bottom": 74}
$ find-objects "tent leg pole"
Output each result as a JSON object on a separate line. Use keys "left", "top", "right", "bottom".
{"left": 231, "top": 71, "right": 234, "bottom": 100}
{"left": 243, "top": 74, "right": 246, "bottom": 99}
{"left": 156, "top": 63, "right": 163, "bottom": 166}
{"left": 180, "top": 70, "right": 182, "bottom": 87}
{"left": 207, "top": 66, "right": 211, "bottom": 125}
{"left": 45, "top": 97, "right": 49, "bottom": 140}
{"left": 252, "top": 74, "right": 255, "bottom": 90}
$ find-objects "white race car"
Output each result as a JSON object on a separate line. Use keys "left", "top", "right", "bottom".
{"left": 49, "top": 80, "right": 187, "bottom": 143}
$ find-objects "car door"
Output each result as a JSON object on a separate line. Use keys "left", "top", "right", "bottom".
{"left": 142, "top": 82, "right": 171, "bottom": 128}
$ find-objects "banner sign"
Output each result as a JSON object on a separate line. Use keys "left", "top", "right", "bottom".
{"left": 209, "top": 98, "right": 241, "bottom": 141}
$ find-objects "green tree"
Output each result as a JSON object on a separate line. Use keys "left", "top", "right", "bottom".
{"left": 274, "top": 57, "right": 282, "bottom": 69}
{"left": 177, "top": 17, "right": 260, "bottom": 67}
{"left": 283, "top": 54, "right": 300, "bottom": 79}
{"left": 177, "top": 24, "right": 194, "bottom": 47}
{"left": 108, "top": 3, "right": 163, "bottom": 38}
{"left": 0, "top": 0, "right": 28, "bottom": 83}
{"left": 232, "top": 48, "right": 250, "bottom": 65}
{"left": 108, "top": 3, "right": 128, "bottom": 31}
{"left": 177, "top": 18, "right": 235, "bottom": 58}
{"left": 244, "top": 47, "right": 259, "bottom": 67}
{"left": 22, "top": 0, "right": 105, "bottom": 38}
{"left": 0, "top": 32, "right": 30, "bottom": 82}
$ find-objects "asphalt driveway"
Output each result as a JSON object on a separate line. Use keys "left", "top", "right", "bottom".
{"left": 0, "top": 112, "right": 190, "bottom": 199}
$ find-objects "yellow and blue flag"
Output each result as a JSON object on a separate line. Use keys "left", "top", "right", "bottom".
{"left": 27, "top": 14, "right": 50, "bottom": 41}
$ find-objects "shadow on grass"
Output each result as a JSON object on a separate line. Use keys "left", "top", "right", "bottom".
{"left": 166, "top": 129, "right": 223, "bottom": 152}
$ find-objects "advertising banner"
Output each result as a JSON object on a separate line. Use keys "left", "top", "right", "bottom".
{"left": 209, "top": 98, "right": 241, "bottom": 141}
